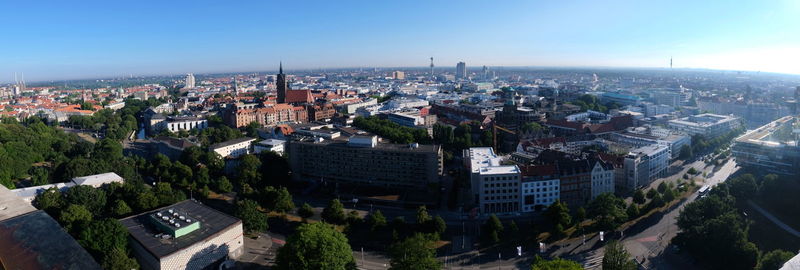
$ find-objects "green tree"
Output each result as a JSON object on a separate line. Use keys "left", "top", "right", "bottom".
{"left": 416, "top": 205, "right": 431, "bottom": 225}
{"left": 530, "top": 255, "right": 583, "bottom": 270}
{"left": 110, "top": 200, "right": 132, "bottom": 217}
{"left": 132, "top": 190, "right": 159, "bottom": 211}
{"left": 101, "top": 248, "right": 140, "bottom": 270}
{"left": 633, "top": 189, "right": 646, "bottom": 204}
{"left": 321, "top": 199, "right": 346, "bottom": 224}
{"left": 505, "top": 220, "right": 520, "bottom": 243}
{"left": 216, "top": 176, "right": 233, "bottom": 193}
{"left": 33, "top": 187, "right": 64, "bottom": 215}
{"left": 389, "top": 234, "right": 442, "bottom": 270}
{"left": 626, "top": 203, "right": 640, "bottom": 220}
{"left": 663, "top": 188, "right": 676, "bottom": 202}
{"left": 236, "top": 199, "right": 268, "bottom": 233}
{"left": 275, "top": 222, "right": 357, "bottom": 270}
{"left": 587, "top": 193, "right": 628, "bottom": 231}
{"left": 64, "top": 185, "right": 107, "bottom": 213}
{"left": 657, "top": 182, "right": 668, "bottom": 194}
{"left": 575, "top": 207, "right": 586, "bottom": 223}
{"left": 298, "top": 203, "right": 314, "bottom": 220}
{"left": 367, "top": 210, "right": 388, "bottom": 231}
{"left": 153, "top": 182, "right": 182, "bottom": 205}
{"left": 481, "top": 214, "right": 504, "bottom": 245}
{"left": 546, "top": 200, "right": 571, "bottom": 227}
{"left": 758, "top": 249, "right": 794, "bottom": 270}
{"left": 59, "top": 204, "right": 93, "bottom": 233}
{"left": 431, "top": 215, "right": 447, "bottom": 235}
{"left": 648, "top": 193, "right": 665, "bottom": 209}
{"left": 236, "top": 154, "right": 262, "bottom": 187}
{"left": 728, "top": 174, "right": 758, "bottom": 202}
{"left": 78, "top": 219, "right": 129, "bottom": 259}
{"left": 646, "top": 188, "right": 657, "bottom": 199}
{"left": 602, "top": 241, "right": 637, "bottom": 270}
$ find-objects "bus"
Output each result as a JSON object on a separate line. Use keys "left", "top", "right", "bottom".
{"left": 698, "top": 185, "right": 711, "bottom": 195}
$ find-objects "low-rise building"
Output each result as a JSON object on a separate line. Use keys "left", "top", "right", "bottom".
{"left": 12, "top": 172, "right": 124, "bottom": 203}
{"left": 254, "top": 139, "right": 286, "bottom": 155}
{"left": 668, "top": 113, "right": 741, "bottom": 139}
{"left": 121, "top": 200, "right": 244, "bottom": 270}
{"left": 610, "top": 126, "right": 691, "bottom": 158}
{"left": 465, "top": 147, "right": 521, "bottom": 213}
{"left": 732, "top": 116, "right": 800, "bottom": 176}
{"left": 209, "top": 137, "right": 256, "bottom": 158}
{"left": 160, "top": 116, "right": 208, "bottom": 133}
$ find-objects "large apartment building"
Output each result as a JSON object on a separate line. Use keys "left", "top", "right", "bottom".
{"left": 225, "top": 103, "right": 309, "bottom": 128}
{"left": 287, "top": 135, "right": 442, "bottom": 190}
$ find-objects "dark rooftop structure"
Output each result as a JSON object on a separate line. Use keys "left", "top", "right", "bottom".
{"left": 120, "top": 200, "right": 241, "bottom": 259}
{"left": 0, "top": 211, "right": 102, "bottom": 270}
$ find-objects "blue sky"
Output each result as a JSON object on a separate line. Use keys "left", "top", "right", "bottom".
{"left": 1, "top": 0, "right": 799, "bottom": 82}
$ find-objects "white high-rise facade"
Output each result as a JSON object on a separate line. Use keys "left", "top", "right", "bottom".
{"left": 184, "top": 73, "right": 196, "bottom": 89}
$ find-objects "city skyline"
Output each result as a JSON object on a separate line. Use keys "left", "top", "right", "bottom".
{"left": 2, "top": 0, "right": 800, "bottom": 82}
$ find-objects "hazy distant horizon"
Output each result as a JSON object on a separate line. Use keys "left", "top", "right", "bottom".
{"left": 12, "top": 65, "right": 800, "bottom": 85}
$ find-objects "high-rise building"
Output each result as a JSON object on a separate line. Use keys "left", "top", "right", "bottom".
{"left": 184, "top": 73, "right": 195, "bottom": 89}
{"left": 391, "top": 71, "right": 405, "bottom": 80}
{"left": 482, "top": 65, "right": 489, "bottom": 79}
{"left": 456, "top": 61, "right": 467, "bottom": 80}
{"left": 277, "top": 62, "right": 287, "bottom": 103}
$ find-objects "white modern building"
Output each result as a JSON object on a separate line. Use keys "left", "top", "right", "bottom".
{"left": 253, "top": 139, "right": 286, "bottom": 155}
{"left": 668, "top": 113, "right": 741, "bottom": 139}
{"left": 622, "top": 144, "right": 670, "bottom": 191}
{"left": 464, "top": 147, "right": 521, "bottom": 214}
{"left": 209, "top": 137, "right": 256, "bottom": 158}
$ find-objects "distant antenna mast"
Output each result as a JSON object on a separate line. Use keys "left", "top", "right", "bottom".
{"left": 670, "top": 57, "right": 673, "bottom": 69}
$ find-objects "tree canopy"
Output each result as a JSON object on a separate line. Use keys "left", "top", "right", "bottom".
{"left": 275, "top": 222, "right": 357, "bottom": 270}
{"left": 389, "top": 234, "right": 442, "bottom": 270}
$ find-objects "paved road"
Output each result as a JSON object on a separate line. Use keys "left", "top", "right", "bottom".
{"left": 747, "top": 200, "right": 800, "bottom": 238}
{"left": 618, "top": 158, "right": 738, "bottom": 269}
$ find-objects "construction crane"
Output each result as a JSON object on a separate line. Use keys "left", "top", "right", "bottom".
{"left": 492, "top": 121, "right": 516, "bottom": 153}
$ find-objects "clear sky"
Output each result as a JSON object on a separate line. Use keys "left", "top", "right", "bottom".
{"left": 1, "top": 0, "right": 799, "bottom": 82}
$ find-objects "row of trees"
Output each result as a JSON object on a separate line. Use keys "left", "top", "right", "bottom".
{"left": 675, "top": 173, "right": 795, "bottom": 270}
{"left": 353, "top": 116, "right": 431, "bottom": 144}
{"left": 432, "top": 123, "right": 493, "bottom": 151}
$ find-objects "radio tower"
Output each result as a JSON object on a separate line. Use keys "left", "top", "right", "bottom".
{"left": 429, "top": 57, "right": 435, "bottom": 81}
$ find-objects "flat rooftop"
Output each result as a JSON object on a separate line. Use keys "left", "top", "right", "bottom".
{"left": 0, "top": 185, "right": 36, "bottom": 222}
{"left": 467, "top": 147, "right": 520, "bottom": 175}
{"left": 0, "top": 211, "right": 101, "bottom": 269}
{"left": 736, "top": 116, "right": 797, "bottom": 147}
{"left": 120, "top": 200, "right": 241, "bottom": 259}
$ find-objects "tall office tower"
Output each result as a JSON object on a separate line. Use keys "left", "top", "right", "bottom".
{"left": 184, "top": 73, "right": 196, "bottom": 89}
{"left": 482, "top": 65, "right": 489, "bottom": 79}
{"left": 456, "top": 61, "right": 467, "bottom": 80}
{"left": 231, "top": 76, "right": 238, "bottom": 93}
{"left": 276, "top": 62, "right": 287, "bottom": 103}
{"left": 429, "top": 57, "right": 435, "bottom": 80}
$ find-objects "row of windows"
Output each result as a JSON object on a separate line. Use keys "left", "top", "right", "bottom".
{"left": 483, "top": 195, "right": 519, "bottom": 201}
{"left": 484, "top": 189, "right": 517, "bottom": 195}
{"left": 484, "top": 182, "right": 518, "bottom": 188}
{"left": 523, "top": 186, "right": 559, "bottom": 193}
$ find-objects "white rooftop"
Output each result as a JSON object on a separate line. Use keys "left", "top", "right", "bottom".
{"left": 71, "top": 172, "right": 123, "bottom": 187}
{"left": 467, "top": 147, "right": 520, "bottom": 175}
{"left": 0, "top": 185, "right": 37, "bottom": 222}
